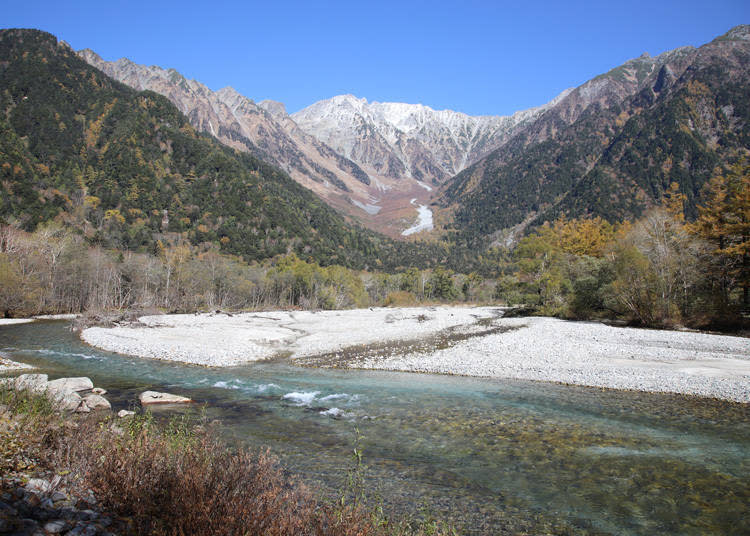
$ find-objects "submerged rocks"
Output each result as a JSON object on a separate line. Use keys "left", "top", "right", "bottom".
{"left": 139, "top": 391, "right": 192, "bottom": 405}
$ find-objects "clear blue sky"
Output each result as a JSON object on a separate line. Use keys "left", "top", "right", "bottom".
{"left": 4, "top": 0, "right": 749, "bottom": 116}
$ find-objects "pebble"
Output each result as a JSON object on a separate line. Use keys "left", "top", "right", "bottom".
{"left": 43, "top": 519, "right": 67, "bottom": 533}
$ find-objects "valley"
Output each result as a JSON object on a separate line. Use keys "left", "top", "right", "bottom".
{"left": 1, "top": 19, "right": 749, "bottom": 536}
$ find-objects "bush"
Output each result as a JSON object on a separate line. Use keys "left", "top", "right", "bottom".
{"left": 383, "top": 291, "right": 419, "bottom": 307}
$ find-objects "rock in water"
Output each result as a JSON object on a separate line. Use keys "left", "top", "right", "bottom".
{"left": 46, "top": 377, "right": 93, "bottom": 393}
{"left": 139, "top": 391, "right": 193, "bottom": 405}
{"left": 117, "top": 409, "right": 135, "bottom": 418}
{"left": 91, "top": 387, "right": 107, "bottom": 395}
{"left": 82, "top": 394, "right": 111, "bottom": 410}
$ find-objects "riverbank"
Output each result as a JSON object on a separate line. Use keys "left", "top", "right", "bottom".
{"left": 0, "top": 377, "right": 448, "bottom": 536}
{"left": 80, "top": 308, "right": 750, "bottom": 402}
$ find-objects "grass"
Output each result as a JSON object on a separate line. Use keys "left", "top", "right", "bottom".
{"left": 0, "top": 382, "right": 456, "bottom": 535}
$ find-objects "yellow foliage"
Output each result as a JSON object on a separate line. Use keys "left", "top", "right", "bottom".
{"left": 84, "top": 196, "right": 101, "bottom": 208}
{"left": 104, "top": 209, "right": 125, "bottom": 225}
{"left": 540, "top": 216, "right": 618, "bottom": 257}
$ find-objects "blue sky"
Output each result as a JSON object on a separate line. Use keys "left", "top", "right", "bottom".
{"left": 4, "top": 0, "right": 749, "bottom": 116}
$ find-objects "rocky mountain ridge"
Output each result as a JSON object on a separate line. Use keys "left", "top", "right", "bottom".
{"left": 291, "top": 91, "right": 572, "bottom": 184}
{"left": 76, "top": 50, "right": 572, "bottom": 236}
{"left": 78, "top": 50, "right": 371, "bottom": 188}
{"left": 438, "top": 25, "right": 750, "bottom": 244}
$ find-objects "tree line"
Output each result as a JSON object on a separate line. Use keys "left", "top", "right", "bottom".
{"left": 495, "top": 160, "right": 749, "bottom": 329}
{"left": 2, "top": 161, "right": 747, "bottom": 331}
{"left": 0, "top": 223, "right": 495, "bottom": 317}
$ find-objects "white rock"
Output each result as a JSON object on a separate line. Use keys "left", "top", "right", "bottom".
{"left": 117, "top": 409, "right": 135, "bottom": 418}
{"left": 53, "top": 391, "right": 84, "bottom": 412}
{"left": 14, "top": 374, "right": 49, "bottom": 393}
{"left": 139, "top": 391, "right": 193, "bottom": 405}
{"left": 82, "top": 394, "right": 111, "bottom": 410}
{"left": 46, "top": 377, "right": 93, "bottom": 394}
{"left": 91, "top": 387, "right": 107, "bottom": 395}
{"left": 25, "top": 478, "right": 52, "bottom": 494}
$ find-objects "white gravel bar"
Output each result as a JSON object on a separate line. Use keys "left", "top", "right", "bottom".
{"left": 81, "top": 307, "right": 499, "bottom": 367}
{"left": 361, "top": 317, "right": 750, "bottom": 403}
{"left": 0, "top": 319, "right": 35, "bottom": 326}
{"left": 0, "top": 355, "right": 35, "bottom": 373}
{"left": 80, "top": 308, "right": 750, "bottom": 402}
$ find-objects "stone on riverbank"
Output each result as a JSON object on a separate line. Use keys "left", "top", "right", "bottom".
{"left": 9, "top": 374, "right": 112, "bottom": 413}
{"left": 82, "top": 394, "right": 111, "bottom": 410}
{"left": 13, "top": 374, "right": 48, "bottom": 394}
{"left": 139, "top": 391, "right": 192, "bottom": 405}
{"left": 46, "top": 377, "right": 94, "bottom": 394}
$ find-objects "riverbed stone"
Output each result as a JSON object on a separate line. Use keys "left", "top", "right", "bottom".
{"left": 82, "top": 394, "right": 110, "bottom": 410}
{"left": 117, "top": 410, "right": 135, "bottom": 418}
{"left": 91, "top": 387, "right": 107, "bottom": 395}
{"left": 44, "top": 519, "right": 68, "bottom": 533}
{"left": 139, "top": 391, "right": 192, "bottom": 405}
{"left": 24, "top": 479, "right": 52, "bottom": 494}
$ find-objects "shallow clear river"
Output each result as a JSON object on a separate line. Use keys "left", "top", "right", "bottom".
{"left": 1, "top": 321, "right": 748, "bottom": 535}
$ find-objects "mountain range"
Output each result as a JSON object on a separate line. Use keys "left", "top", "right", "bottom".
{"left": 439, "top": 24, "right": 750, "bottom": 245}
{"left": 77, "top": 51, "right": 570, "bottom": 237}
{"left": 1, "top": 25, "right": 748, "bottom": 269}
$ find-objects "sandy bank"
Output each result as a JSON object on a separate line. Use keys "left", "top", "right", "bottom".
{"left": 0, "top": 319, "right": 35, "bottom": 326}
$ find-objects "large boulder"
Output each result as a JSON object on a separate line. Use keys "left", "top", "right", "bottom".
{"left": 46, "top": 377, "right": 93, "bottom": 394}
{"left": 14, "top": 374, "right": 49, "bottom": 394}
{"left": 139, "top": 391, "right": 193, "bottom": 405}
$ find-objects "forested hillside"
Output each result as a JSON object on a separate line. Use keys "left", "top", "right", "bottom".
{"left": 0, "top": 29, "right": 448, "bottom": 271}
{"left": 439, "top": 25, "right": 750, "bottom": 245}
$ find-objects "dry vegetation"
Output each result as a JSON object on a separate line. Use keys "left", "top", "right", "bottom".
{"left": 0, "top": 385, "right": 454, "bottom": 536}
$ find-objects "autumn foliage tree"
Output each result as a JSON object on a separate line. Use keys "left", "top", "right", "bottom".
{"left": 690, "top": 159, "right": 750, "bottom": 313}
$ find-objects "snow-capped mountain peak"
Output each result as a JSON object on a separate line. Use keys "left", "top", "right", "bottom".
{"left": 291, "top": 93, "right": 565, "bottom": 182}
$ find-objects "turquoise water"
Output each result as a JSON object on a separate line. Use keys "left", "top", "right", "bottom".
{"left": 1, "top": 320, "right": 748, "bottom": 535}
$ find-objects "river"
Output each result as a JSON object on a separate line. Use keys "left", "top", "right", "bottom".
{"left": 1, "top": 320, "right": 748, "bottom": 535}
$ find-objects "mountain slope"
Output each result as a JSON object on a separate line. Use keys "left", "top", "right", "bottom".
{"left": 438, "top": 25, "right": 750, "bottom": 244}
{"left": 0, "top": 29, "right": 427, "bottom": 270}
{"left": 76, "top": 50, "right": 385, "bottom": 220}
